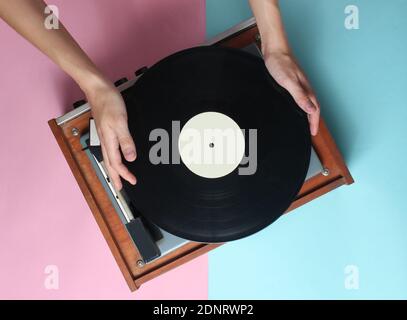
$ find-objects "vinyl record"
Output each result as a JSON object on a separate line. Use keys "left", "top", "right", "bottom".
{"left": 121, "top": 46, "right": 311, "bottom": 243}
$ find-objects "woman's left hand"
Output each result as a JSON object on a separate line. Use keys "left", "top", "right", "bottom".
{"left": 264, "top": 51, "right": 320, "bottom": 136}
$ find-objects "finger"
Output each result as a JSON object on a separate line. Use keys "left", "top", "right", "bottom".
{"left": 101, "top": 142, "right": 123, "bottom": 190}
{"left": 307, "top": 92, "right": 320, "bottom": 135}
{"left": 96, "top": 124, "right": 122, "bottom": 189}
{"left": 300, "top": 78, "right": 320, "bottom": 110}
{"left": 283, "top": 79, "right": 320, "bottom": 136}
{"left": 308, "top": 108, "right": 320, "bottom": 136}
{"left": 298, "top": 73, "right": 319, "bottom": 109}
{"left": 298, "top": 72, "right": 314, "bottom": 93}
{"left": 115, "top": 125, "right": 137, "bottom": 162}
{"left": 308, "top": 93, "right": 320, "bottom": 111}
{"left": 286, "top": 81, "right": 317, "bottom": 115}
{"left": 104, "top": 129, "right": 137, "bottom": 186}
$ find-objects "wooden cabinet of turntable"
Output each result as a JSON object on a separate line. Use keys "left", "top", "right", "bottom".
{"left": 48, "top": 18, "right": 353, "bottom": 291}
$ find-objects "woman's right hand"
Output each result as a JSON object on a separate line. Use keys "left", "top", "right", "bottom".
{"left": 85, "top": 78, "right": 137, "bottom": 190}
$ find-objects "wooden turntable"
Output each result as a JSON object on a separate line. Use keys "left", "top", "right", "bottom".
{"left": 48, "top": 18, "right": 354, "bottom": 291}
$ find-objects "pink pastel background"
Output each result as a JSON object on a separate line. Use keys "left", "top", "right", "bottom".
{"left": 0, "top": 0, "right": 207, "bottom": 299}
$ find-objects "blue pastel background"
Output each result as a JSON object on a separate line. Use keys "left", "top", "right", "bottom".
{"left": 206, "top": 0, "right": 407, "bottom": 299}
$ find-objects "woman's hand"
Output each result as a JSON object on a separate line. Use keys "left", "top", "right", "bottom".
{"left": 0, "top": 0, "right": 138, "bottom": 190}
{"left": 264, "top": 51, "right": 320, "bottom": 136}
{"left": 85, "top": 79, "right": 137, "bottom": 190}
{"left": 0, "top": 1, "right": 138, "bottom": 190}
{"left": 248, "top": 0, "right": 320, "bottom": 135}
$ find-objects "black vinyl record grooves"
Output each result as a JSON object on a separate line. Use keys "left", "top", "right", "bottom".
{"left": 121, "top": 46, "right": 311, "bottom": 243}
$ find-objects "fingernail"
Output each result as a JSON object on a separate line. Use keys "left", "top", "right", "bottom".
{"left": 125, "top": 151, "right": 136, "bottom": 160}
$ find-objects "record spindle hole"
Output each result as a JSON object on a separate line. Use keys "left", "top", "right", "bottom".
{"left": 209, "top": 142, "right": 215, "bottom": 148}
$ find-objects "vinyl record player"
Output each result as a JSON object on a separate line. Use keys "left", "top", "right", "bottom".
{"left": 48, "top": 18, "right": 354, "bottom": 291}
